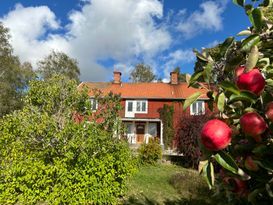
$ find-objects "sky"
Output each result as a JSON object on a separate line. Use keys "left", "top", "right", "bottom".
{"left": 0, "top": 0, "right": 250, "bottom": 82}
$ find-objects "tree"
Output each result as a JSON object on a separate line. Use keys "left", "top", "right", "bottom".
{"left": 0, "top": 22, "right": 35, "bottom": 117}
{"left": 0, "top": 75, "right": 136, "bottom": 204}
{"left": 37, "top": 50, "right": 80, "bottom": 82}
{"left": 185, "top": 1, "right": 273, "bottom": 204}
{"left": 129, "top": 63, "right": 156, "bottom": 82}
{"left": 173, "top": 67, "right": 187, "bottom": 82}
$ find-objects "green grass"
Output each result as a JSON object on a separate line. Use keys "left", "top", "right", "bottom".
{"left": 120, "top": 164, "right": 216, "bottom": 205}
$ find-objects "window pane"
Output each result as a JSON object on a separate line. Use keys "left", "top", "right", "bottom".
{"left": 126, "top": 123, "right": 134, "bottom": 134}
{"left": 192, "top": 102, "right": 196, "bottom": 114}
{"left": 128, "top": 102, "right": 133, "bottom": 112}
{"left": 91, "top": 99, "right": 97, "bottom": 110}
{"left": 136, "top": 101, "right": 141, "bottom": 111}
{"left": 198, "top": 102, "right": 203, "bottom": 114}
{"left": 148, "top": 123, "right": 157, "bottom": 136}
{"left": 142, "top": 101, "right": 146, "bottom": 112}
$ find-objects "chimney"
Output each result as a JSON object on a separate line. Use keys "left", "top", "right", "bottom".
{"left": 113, "top": 71, "right": 122, "bottom": 84}
{"left": 170, "top": 71, "right": 178, "bottom": 85}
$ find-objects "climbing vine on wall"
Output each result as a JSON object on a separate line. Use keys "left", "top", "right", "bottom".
{"left": 159, "top": 104, "right": 175, "bottom": 148}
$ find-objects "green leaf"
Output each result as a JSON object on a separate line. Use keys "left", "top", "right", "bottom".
{"left": 233, "top": 0, "right": 245, "bottom": 7}
{"left": 241, "top": 35, "right": 260, "bottom": 52}
{"left": 193, "top": 49, "right": 209, "bottom": 62}
{"left": 203, "top": 62, "right": 213, "bottom": 84}
{"left": 260, "top": 0, "right": 272, "bottom": 7}
{"left": 214, "top": 151, "right": 238, "bottom": 174}
{"left": 266, "top": 79, "right": 273, "bottom": 87}
{"left": 189, "top": 70, "right": 203, "bottom": 87}
{"left": 217, "top": 93, "right": 225, "bottom": 112}
{"left": 237, "top": 30, "right": 252, "bottom": 36}
{"left": 220, "top": 81, "right": 240, "bottom": 95}
{"left": 229, "top": 91, "right": 257, "bottom": 104}
{"left": 201, "top": 161, "right": 214, "bottom": 189}
{"left": 220, "top": 37, "right": 235, "bottom": 56}
{"left": 252, "top": 8, "right": 263, "bottom": 32}
{"left": 266, "top": 184, "right": 273, "bottom": 197}
{"left": 183, "top": 92, "right": 202, "bottom": 111}
{"left": 245, "top": 45, "right": 259, "bottom": 71}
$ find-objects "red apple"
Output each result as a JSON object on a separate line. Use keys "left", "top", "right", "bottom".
{"left": 236, "top": 68, "right": 265, "bottom": 95}
{"left": 244, "top": 156, "right": 259, "bottom": 171}
{"left": 240, "top": 112, "right": 267, "bottom": 138}
{"left": 223, "top": 177, "right": 247, "bottom": 196}
{"left": 265, "top": 102, "right": 273, "bottom": 122}
{"left": 235, "top": 65, "right": 245, "bottom": 78}
{"left": 201, "top": 119, "right": 232, "bottom": 151}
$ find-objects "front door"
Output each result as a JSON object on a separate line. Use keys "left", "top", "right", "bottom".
{"left": 136, "top": 123, "right": 145, "bottom": 143}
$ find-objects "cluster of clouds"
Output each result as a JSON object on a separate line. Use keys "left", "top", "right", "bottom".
{"left": 0, "top": 0, "right": 228, "bottom": 81}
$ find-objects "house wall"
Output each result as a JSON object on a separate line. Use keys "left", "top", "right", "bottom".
{"left": 120, "top": 98, "right": 212, "bottom": 146}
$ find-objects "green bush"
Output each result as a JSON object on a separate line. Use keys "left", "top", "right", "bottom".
{"left": 138, "top": 139, "right": 162, "bottom": 165}
{"left": 0, "top": 76, "right": 136, "bottom": 204}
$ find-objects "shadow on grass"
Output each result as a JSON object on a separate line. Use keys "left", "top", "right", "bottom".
{"left": 122, "top": 194, "right": 213, "bottom": 205}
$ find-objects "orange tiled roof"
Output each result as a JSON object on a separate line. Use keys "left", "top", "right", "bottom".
{"left": 79, "top": 82, "right": 209, "bottom": 100}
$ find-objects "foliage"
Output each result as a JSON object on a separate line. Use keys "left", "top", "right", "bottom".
{"left": 0, "top": 75, "right": 136, "bottom": 204}
{"left": 185, "top": 1, "right": 273, "bottom": 204}
{"left": 92, "top": 89, "right": 124, "bottom": 134}
{"left": 138, "top": 139, "right": 162, "bottom": 165}
{"left": 0, "top": 22, "right": 35, "bottom": 117}
{"left": 175, "top": 113, "right": 211, "bottom": 169}
{"left": 37, "top": 50, "right": 80, "bottom": 82}
{"left": 129, "top": 63, "right": 156, "bottom": 82}
{"left": 159, "top": 104, "right": 175, "bottom": 148}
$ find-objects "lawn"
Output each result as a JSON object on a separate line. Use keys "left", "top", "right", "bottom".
{"left": 121, "top": 163, "right": 217, "bottom": 205}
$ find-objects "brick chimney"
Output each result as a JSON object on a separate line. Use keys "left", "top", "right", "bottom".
{"left": 170, "top": 71, "right": 178, "bottom": 85}
{"left": 113, "top": 71, "right": 122, "bottom": 84}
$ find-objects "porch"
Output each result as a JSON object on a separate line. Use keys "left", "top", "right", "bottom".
{"left": 122, "top": 118, "right": 163, "bottom": 145}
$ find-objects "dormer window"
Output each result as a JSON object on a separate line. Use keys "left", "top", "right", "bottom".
{"left": 190, "top": 101, "right": 205, "bottom": 115}
{"left": 90, "top": 98, "right": 98, "bottom": 111}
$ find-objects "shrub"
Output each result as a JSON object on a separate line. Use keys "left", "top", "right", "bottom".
{"left": 138, "top": 139, "right": 162, "bottom": 165}
{"left": 0, "top": 76, "right": 136, "bottom": 204}
{"left": 175, "top": 114, "right": 210, "bottom": 169}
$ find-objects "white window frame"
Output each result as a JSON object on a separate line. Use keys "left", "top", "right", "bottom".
{"left": 190, "top": 101, "right": 205, "bottom": 115}
{"left": 126, "top": 100, "right": 134, "bottom": 112}
{"left": 90, "top": 98, "right": 98, "bottom": 111}
{"left": 125, "top": 100, "right": 148, "bottom": 114}
{"left": 135, "top": 100, "right": 148, "bottom": 113}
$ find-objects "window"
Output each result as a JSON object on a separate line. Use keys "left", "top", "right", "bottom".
{"left": 90, "top": 98, "right": 98, "bottom": 111}
{"left": 127, "top": 101, "right": 133, "bottom": 112}
{"left": 190, "top": 101, "right": 205, "bottom": 115}
{"left": 136, "top": 100, "right": 147, "bottom": 113}
{"left": 125, "top": 123, "right": 134, "bottom": 134}
{"left": 125, "top": 100, "right": 148, "bottom": 115}
{"left": 148, "top": 123, "right": 157, "bottom": 136}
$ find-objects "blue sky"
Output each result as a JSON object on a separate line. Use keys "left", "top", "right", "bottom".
{"left": 0, "top": 0, "right": 250, "bottom": 82}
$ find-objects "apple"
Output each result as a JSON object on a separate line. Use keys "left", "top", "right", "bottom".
{"left": 244, "top": 156, "right": 259, "bottom": 171}
{"left": 235, "top": 65, "right": 245, "bottom": 78}
{"left": 265, "top": 102, "right": 273, "bottom": 122}
{"left": 240, "top": 112, "right": 267, "bottom": 138}
{"left": 223, "top": 177, "right": 247, "bottom": 196}
{"left": 236, "top": 68, "right": 265, "bottom": 96}
{"left": 201, "top": 119, "right": 232, "bottom": 151}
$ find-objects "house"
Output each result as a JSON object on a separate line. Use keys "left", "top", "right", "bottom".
{"left": 79, "top": 71, "right": 209, "bottom": 148}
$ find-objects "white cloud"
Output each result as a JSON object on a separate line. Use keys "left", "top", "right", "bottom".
{"left": 1, "top": 0, "right": 171, "bottom": 81}
{"left": 1, "top": 3, "right": 67, "bottom": 64}
{"left": 162, "top": 49, "right": 195, "bottom": 79}
{"left": 176, "top": 1, "right": 225, "bottom": 39}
